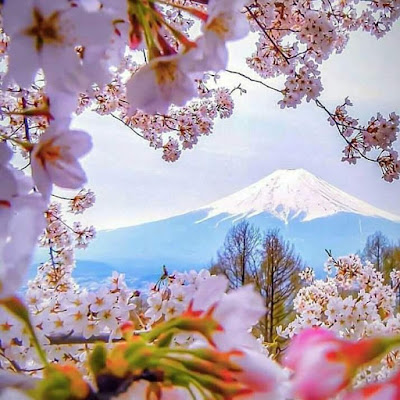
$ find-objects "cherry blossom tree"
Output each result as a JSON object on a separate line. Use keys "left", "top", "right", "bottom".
{"left": 280, "top": 255, "right": 400, "bottom": 385}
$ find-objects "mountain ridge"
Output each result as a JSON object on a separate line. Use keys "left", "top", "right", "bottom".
{"left": 196, "top": 168, "right": 400, "bottom": 224}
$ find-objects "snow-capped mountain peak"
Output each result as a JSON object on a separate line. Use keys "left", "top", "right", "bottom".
{"left": 198, "top": 169, "right": 400, "bottom": 224}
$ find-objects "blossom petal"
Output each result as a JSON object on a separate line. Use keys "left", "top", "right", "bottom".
{"left": 4, "top": 35, "right": 39, "bottom": 89}
{"left": 2, "top": 0, "right": 33, "bottom": 36}
{"left": 48, "top": 158, "right": 88, "bottom": 190}
{"left": 56, "top": 130, "right": 93, "bottom": 158}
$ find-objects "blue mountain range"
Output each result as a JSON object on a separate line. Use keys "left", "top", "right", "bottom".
{"left": 67, "top": 169, "right": 400, "bottom": 286}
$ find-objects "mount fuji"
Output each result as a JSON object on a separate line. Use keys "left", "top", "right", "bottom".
{"left": 197, "top": 169, "right": 400, "bottom": 224}
{"left": 71, "top": 169, "right": 400, "bottom": 286}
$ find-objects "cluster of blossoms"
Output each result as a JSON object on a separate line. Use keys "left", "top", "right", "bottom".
{"left": 245, "top": 1, "right": 400, "bottom": 179}
{"left": 31, "top": 197, "right": 96, "bottom": 294}
{"left": 1, "top": 270, "right": 139, "bottom": 376}
{"left": 4, "top": 265, "right": 400, "bottom": 399}
{"left": 246, "top": 0, "right": 400, "bottom": 98}
{"left": 83, "top": 75, "right": 236, "bottom": 161}
{"left": 298, "top": 266, "right": 315, "bottom": 283}
{"left": 144, "top": 269, "right": 212, "bottom": 325}
{"left": 0, "top": 0, "right": 398, "bottom": 170}
{"left": 322, "top": 98, "right": 400, "bottom": 181}
{"left": 0, "top": 0, "right": 248, "bottom": 162}
{"left": 1, "top": 269, "right": 273, "bottom": 376}
{"left": 281, "top": 254, "right": 400, "bottom": 385}
{"left": 69, "top": 189, "right": 96, "bottom": 214}
{"left": 1, "top": 268, "right": 291, "bottom": 399}
{"left": 0, "top": 0, "right": 251, "bottom": 318}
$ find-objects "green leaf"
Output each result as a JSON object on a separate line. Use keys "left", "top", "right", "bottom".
{"left": 89, "top": 343, "right": 107, "bottom": 376}
{"left": 1, "top": 296, "right": 48, "bottom": 366}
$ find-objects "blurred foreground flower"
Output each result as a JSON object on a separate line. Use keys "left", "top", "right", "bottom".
{"left": 284, "top": 327, "right": 400, "bottom": 400}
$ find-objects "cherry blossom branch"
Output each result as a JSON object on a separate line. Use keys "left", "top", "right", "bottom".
{"left": 220, "top": 67, "right": 385, "bottom": 169}
{"left": 8, "top": 123, "right": 25, "bottom": 139}
{"left": 45, "top": 331, "right": 143, "bottom": 345}
{"left": 325, "top": 249, "right": 339, "bottom": 264}
{"left": 314, "top": 99, "right": 377, "bottom": 163}
{"left": 0, "top": 134, "right": 31, "bottom": 150}
{"left": 224, "top": 69, "right": 283, "bottom": 93}
{"left": 50, "top": 213, "right": 80, "bottom": 234}
{"left": 21, "top": 97, "right": 31, "bottom": 142}
{"left": 51, "top": 193, "right": 74, "bottom": 201}
{"left": 245, "top": 6, "right": 291, "bottom": 65}
{"left": 20, "top": 162, "right": 31, "bottom": 171}
{"left": 49, "top": 245, "right": 58, "bottom": 270}
{"left": 111, "top": 113, "right": 145, "bottom": 139}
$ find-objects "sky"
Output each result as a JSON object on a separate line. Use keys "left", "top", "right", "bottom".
{"left": 69, "top": 24, "right": 400, "bottom": 230}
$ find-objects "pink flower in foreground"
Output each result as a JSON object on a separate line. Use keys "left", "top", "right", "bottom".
{"left": 231, "top": 349, "right": 290, "bottom": 400}
{"left": 343, "top": 369, "right": 400, "bottom": 400}
{"left": 284, "top": 328, "right": 400, "bottom": 400}
{"left": 190, "top": 277, "right": 289, "bottom": 399}
{"left": 192, "top": 276, "right": 266, "bottom": 351}
{"left": 31, "top": 124, "right": 92, "bottom": 199}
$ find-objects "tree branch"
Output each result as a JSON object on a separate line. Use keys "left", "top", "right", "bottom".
{"left": 314, "top": 99, "right": 377, "bottom": 163}
{"left": 224, "top": 69, "right": 282, "bottom": 94}
{"left": 245, "top": 6, "right": 291, "bottom": 65}
{"left": 46, "top": 330, "right": 145, "bottom": 346}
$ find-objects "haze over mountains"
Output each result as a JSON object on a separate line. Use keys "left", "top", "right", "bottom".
{"left": 63, "top": 168, "right": 400, "bottom": 288}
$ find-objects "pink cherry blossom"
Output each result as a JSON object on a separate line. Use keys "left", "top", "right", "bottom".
{"left": 2, "top": 0, "right": 113, "bottom": 91}
{"left": 193, "top": 0, "right": 248, "bottom": 72}
{"left": 231, "top": 349, "right": 290, "bottom": 400}
{"left": 284, "top": 327, "right": 400, "bottom": 400}
{"left": 30, "top": 123, "right": 92, "bottom": 199}
{"left": 126, "top": 53, "right": 198, "bottom": 115}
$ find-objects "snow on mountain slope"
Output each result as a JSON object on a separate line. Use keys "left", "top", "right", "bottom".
{"left": 197, "top": 169, "right": 400, "bottom": 224}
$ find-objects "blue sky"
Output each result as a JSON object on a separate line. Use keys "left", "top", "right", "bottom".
{"left": 71, "top": 24, "right": 400, "bottom": 230}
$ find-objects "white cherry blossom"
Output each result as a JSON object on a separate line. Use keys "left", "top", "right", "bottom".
{"left": 2, "top": 0, "right": 113, "bottom": 92}
{"left": 145, "top": 291, "right": 164, "bottom": 323}
{"left": 192, "top": 0, "right": 249, "bottom": 72}
{"left": 30, "top": 123, "right": 92, "bottom": 199}
{"left": 126, "top": 53, "right": 199, "bottom": 115}
{"left": 0, "top": 143, "right": 45, "bottom": 299}
{"left": 87, "top": 287, "right": 115, "bottom": 313}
